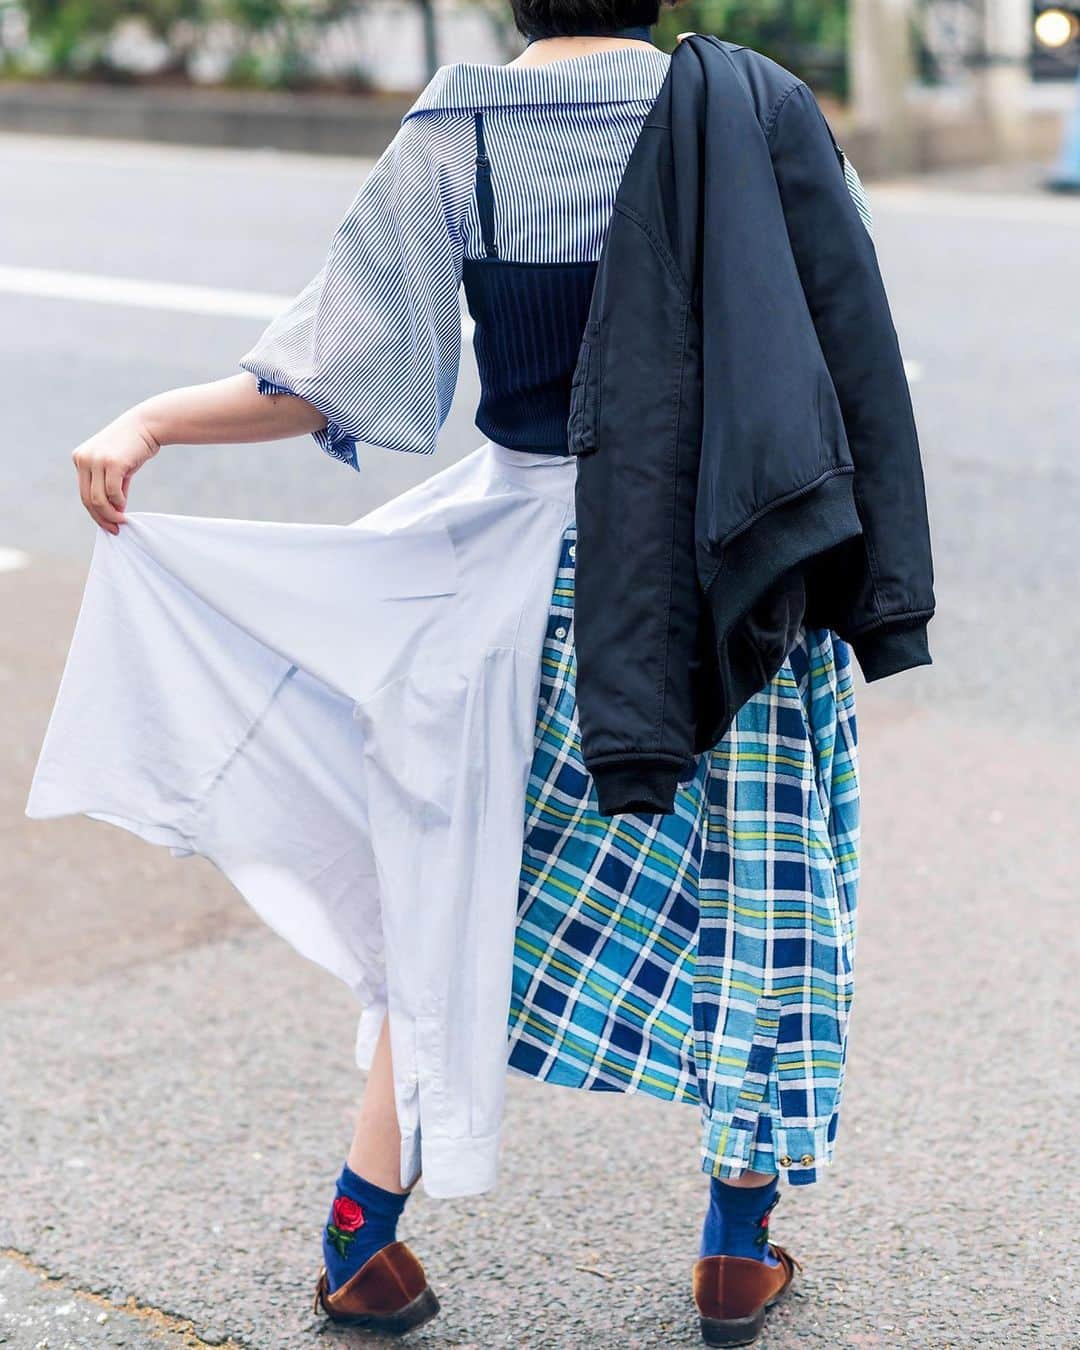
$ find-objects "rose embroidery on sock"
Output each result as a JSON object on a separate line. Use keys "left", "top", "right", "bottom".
{"left": 326, "top": 1195, "right": 366, "bottom": 1257}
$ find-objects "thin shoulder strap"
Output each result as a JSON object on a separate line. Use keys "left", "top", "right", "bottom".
{"left": 473, "top": 111, "right": 498, "bottom": 258}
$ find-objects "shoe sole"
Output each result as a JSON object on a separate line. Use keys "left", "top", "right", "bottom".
{"left": 323, "top": 1285, "right": 440, "bottom": 1335}
{"left": 698, "top": 1287, "right": 787, "bottom": 1347}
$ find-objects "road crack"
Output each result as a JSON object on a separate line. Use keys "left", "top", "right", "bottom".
{"left": 1, "top": 1248, "right": 244, "bottom": 1347}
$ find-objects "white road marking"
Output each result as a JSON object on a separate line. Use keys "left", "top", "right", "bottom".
{"left": 0, "top": 264, "right": 920, "bottom": 378}
{"left": 0, "top": 264, "right": 290, "bottom": 320}
{"left": 0, "top": 262, "right": 480, "bottom": 337}
{"left": 0, "top": 547, "right": 30, "bottom": 573}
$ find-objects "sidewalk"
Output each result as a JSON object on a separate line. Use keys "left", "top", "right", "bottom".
{"left": 0, "top": 75, "right": 1069, "bottom": 171}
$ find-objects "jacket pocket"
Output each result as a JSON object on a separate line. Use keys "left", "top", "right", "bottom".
{"left": 567, "top": 320, "right": 601, "bottom": 457}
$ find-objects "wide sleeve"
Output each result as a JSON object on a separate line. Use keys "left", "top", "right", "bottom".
{"left": 240, "top": 114, "right": 465, "bottom": 469}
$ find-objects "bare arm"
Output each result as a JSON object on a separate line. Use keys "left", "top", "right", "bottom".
{"left": 72, "top": 374, "right": 326, "bottom": 534}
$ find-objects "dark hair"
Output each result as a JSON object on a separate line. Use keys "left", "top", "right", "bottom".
{"left": 509, "top": 0, "right": 663, "bottom": 41}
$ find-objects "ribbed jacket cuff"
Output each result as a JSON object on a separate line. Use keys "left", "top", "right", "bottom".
{"left": 854, "top": 621, "right": 932, "bottom": 682}
{"left": 591, "top": 763, "right": 683, "bottom": 817}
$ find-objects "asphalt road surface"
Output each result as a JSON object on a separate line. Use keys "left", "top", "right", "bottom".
{"left": 1, "top": 135, "right": 1078, "bottom": 1350}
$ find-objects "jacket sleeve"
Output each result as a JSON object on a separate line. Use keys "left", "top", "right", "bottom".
{"left": 571, "top": 209, "right": 703, "bottom": 817}
{"left": 768, "top": 84, "right": 935, "bottom": 679}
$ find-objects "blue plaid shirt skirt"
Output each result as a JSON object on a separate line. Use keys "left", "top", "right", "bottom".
{"left": 509, "top": 530, "right": 860, "bottom": 1184}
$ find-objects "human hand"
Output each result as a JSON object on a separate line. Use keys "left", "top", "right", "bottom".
{"left": 72, "top": 412, "right": 160, "bottom": 534}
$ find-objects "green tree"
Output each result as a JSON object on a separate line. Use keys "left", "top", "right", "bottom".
{"left": 654, "top": 0, "right": 848, "bottom": 94}
{"left": 459, "top": 0, "right": 849, "bottom": 94}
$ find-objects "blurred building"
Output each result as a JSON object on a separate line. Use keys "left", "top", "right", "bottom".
{"left": 850, "top": 0, "right": 1076, "bottom": 169}
{"left": 359, "top": 0, "right": 507, "bottom": 86}
{"left": 1, "top": 0, "right": 1073, "bottom": 170}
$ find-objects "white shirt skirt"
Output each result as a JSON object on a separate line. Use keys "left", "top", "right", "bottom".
{"left": 27, "top": 441, "right": 575, "bottom": 1198}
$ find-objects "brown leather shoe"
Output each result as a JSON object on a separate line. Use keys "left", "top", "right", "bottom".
{"left": 692, "top": 1246, "right": 799, "bottom": 1346}
{"left": 313, "top": 1241, "right": 440, "bottom": 1335}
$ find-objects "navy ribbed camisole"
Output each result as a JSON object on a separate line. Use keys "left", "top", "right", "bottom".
{"left": 460, "top": 27, "right": 651, "bottom": 454}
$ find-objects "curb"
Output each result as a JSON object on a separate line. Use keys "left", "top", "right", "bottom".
{"left": 0, "top": 78, "right": 1067, "bottom": 173}
{"left": 0, "top": 80, "right": 415, "bottom": 157}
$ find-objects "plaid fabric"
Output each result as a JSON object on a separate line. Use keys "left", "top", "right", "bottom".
{"left": 507, "top": 528, "right": 860, "bottom": 1184}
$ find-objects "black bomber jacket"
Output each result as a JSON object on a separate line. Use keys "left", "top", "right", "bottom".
{"left": 569, "top": 36, "right": 935, "bottom": 816}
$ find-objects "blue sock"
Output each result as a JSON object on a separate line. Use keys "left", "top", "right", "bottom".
{"left": 700, "top": 1175, "right": 781, "bottom": 1264}
{"left": 322, "top": 1164, "right": 409, "bottom": 1293}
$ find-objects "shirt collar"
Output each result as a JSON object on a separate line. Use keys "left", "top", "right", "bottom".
{"left": 403, "top": 45, "right": 671, "bottom": 118}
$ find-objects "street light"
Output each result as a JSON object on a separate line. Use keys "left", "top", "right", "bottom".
{"left": 1035, "top": 7, "right": 1078, "bottom": 47}
{"left": 1032, "top": 3, "right": 1080, "bottom": 77}
{"left": 1042, "top": 5, "right": 1080, "bottom": 186}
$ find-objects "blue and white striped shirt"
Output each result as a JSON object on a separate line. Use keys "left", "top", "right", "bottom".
{"left": 240, "top": 47, "right": 672, "bottom": 465}
{"left": 240, "top": 46, "right": 872, "bottom": 467}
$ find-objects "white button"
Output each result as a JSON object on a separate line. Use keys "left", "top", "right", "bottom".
{"left": 569, "top": 544, "right": 576, "bottom": 559}
{"left": 555, "top": 626, "right": 568, "bottom": 640}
